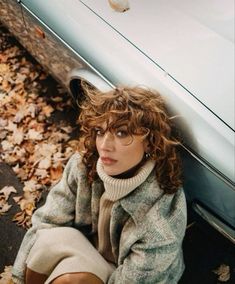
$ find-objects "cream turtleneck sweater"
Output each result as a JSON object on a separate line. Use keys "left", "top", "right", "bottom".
{"left": 96, "top": 158, "right": 156, "bottom": 263}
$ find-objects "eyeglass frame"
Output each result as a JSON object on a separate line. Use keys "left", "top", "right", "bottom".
{"left": 93, "top": 125, "right": 150, "bottom": 146}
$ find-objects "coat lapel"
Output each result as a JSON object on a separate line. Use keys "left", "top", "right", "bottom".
{"left": 120, "top": 170, "right": 163, "bottom": 225}
{"left": 110, "top": 170, "right": 163, "bottom": 263}
{"left": 90, "top": 180, "right": 104, "bottom": 233}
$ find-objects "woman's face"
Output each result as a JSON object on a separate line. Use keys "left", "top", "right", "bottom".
{"left": 95, "top": 123, "right": 147, "bottom": 176}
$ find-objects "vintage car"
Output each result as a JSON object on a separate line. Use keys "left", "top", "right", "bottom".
{"left": 0, "top": 0, "right": 234, "bottom": 242}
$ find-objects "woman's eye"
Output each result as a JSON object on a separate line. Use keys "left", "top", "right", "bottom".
{"left": 116, "top": 129, "right": 128, "bottom": 138}
{"left": 95, "top": 128, "right": 104, "bottom": 136}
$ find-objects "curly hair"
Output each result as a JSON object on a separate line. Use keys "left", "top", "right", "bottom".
{"left": 77, "top": 84, "right": 182, "bottom": 194}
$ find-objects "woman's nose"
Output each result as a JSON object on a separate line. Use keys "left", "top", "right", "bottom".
{"left": 99, "top": 132, "right": 115, "bottom": 150}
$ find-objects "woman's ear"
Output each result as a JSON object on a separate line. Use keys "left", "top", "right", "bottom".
{"left": 144, "top": 140, "right": 151, "bottom": 153}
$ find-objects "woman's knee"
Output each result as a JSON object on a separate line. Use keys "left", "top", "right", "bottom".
{"left": 51, "top": 272, "right": 104, "bottom": 284}
{"left": 25, "top": 267, "right": 47, "bottom": 284}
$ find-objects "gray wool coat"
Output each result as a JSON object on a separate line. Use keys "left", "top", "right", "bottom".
{"left": 12, "top": 153, "right": 187, "bottom": 284}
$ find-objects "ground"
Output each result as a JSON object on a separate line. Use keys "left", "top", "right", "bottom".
{"left": 0, "top": 22, "right": 234, "bottom": 284}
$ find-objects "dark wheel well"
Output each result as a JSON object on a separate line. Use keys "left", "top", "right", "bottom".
{"left": 69, "top": 78, "right": 97, "bottom": 105}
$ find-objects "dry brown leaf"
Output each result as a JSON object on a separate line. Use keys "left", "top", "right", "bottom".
{"left": 0, "top": 186, "right": 17, "bottom": 215}
{"left": 38, "top": 157, "right": 51, "bottom": 170}
{"left": 22, "top": 140, "right": 35, "bottom": 155}
{"left": 108, "top": 0, "right": 130, "bottom": 12}
{"left": 0, "top": 25, "right": 78, "bottom": 228}
{"left": 32, "top": 143, "right": 57, "bottom": 163}
{"left": 18, "top": 198, "right": 35, "bottom": 215}
{"left": 48, "top": 132, "right": 70, "bottom": 143}
{"left": 5, "top": 121, "right": 17, "bottom": 132}
{"left": 27, "top": 103, "right": 39, "bottom": 118}
{"left": 50, "top": 163, "right": 63, "bottom": 181}
{"left": 41, "top": 105, "right": 54, "bottom": 117}
{"left": 0, "top": 130, "right": 7, "bottom": 140}
{"left": 23, "top": 190, "right": 41, "bottom": 202}
{"left": 12, "top": 164, "right": 28, "bottom": 180}
{"left": 213, "top": 264, "right": 230, "bottom": 282}
{"left": 1, "top": 140, "right": 13, "bottom": 151}
{"left": 12, "top": 128, "right": 24, "bottom": 145}
{"left": 13, "top": 196, "right": 21, "bottom": 203}
{"left": 13, "top": 104, "right": 30, "bottom": 123}
{"left": 12, "top": 210, "right": 32, "bottom": 228}
{"left": 23, "top": 180, "right": 41, "bottom": 192}
{"left": 0, "top": 53, "right": 9, "bottom": 63}
{"left": 0, "top": 118, "right": 8, "bottom": 127}
{"left": 51, "top": 96, "right": 63, "bottom": 102}
{"left": 0, "top": 203, "right": 12, "bottom": 215}
{"left": 0, "top": 265, "right": 13, "bottom": 284}
{"left": 0, "top": 186, "right": 17, "bottom": 201}
{"left": 60, "top": 126, "right": 73, "bottom": 133}
{"left": 67, "top": 140, "right": 80, "bottom": 151}
{"left": 27, "top": 129, "right": 43, "bottom": 140}
{"left": 34, "top": 168, "right": 48, "bottom": 179}
{"left": 0, "top": 63, "right": 10, "bottom": 75}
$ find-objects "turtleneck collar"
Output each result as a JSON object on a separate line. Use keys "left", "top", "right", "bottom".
{"left": 96, "top": 158, "right": 156, "bottom": 202}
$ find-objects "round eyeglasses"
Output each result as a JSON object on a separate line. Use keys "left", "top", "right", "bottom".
{"left": 94, "top": 126, "right": 149, "bottom": 146}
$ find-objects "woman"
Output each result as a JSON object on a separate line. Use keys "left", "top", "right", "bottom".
{"left": 12, "top": 86, "right": 187, "bottom": 284}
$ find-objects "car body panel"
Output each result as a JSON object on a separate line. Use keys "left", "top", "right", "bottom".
{"left": 81, "top": 0, "right": 235, "bottom": 131}
{"left": 0, "top": 0, "right": 234, "bottom": 240}
{"left": 15, "top": 0, "right": 234, "bottom": 182}
{"left": 181, "top": 148, "right": 235, "bottom": 228}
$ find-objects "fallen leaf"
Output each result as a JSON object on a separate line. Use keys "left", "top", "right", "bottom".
{"left": 38, "top": 157, "right": 51, "bottom": 170}
{"left": 0, "top": 186, "right": 17, "bottom": 200}
{"left": 50, "top": 163, "right": 63, "bottom": 181}
{"left": 23, "top": 180, "right": 41, "bottom": 192}
{"left": 0, "top": 203, "right": 12, "bottom": 215}
{"left": 12, "top": 210, "right": 32, "bottom": 228}
{"left": 27, "top": 129, "right": 43, "bottom": 140}
{"left": 13, "top": 107, "right": 27, "bottom": 123}
{"left": 213, "top": 264, "right": 230, "bottom": 282}
{"left": 18, "top": 198, "right": 35, "bottom": 215}
{"left": 0, "top": 24, "right": 79, "bottom": 229}
{"left": 1, "top": 140, "right": 13, "bottom": 151}
{"left": 0, "top": 63, "right": 10, "bottom": 75}
{"left": 5, "top": 121, "right": 17, "bottom": 132}
{"left": 0, "top": 265, "right": 13, "bottom": 284}
{"left": 34, "top": 168, "right": 48, "bottom": 179}
{"left": 12, "top": 127, "right": 24, "bottom": 145}
{"left": 0, "top": 118, "right": 7, "bottom": 127}
{"left": 108, "top": 0, "right": 130, "bottom": 12}
{"left": 41, "top": 105, "right": 54, "bottom": 117}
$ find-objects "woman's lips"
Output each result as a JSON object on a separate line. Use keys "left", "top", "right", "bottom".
{"left": 101, "top": 157, "right": 117, "bottom": 165}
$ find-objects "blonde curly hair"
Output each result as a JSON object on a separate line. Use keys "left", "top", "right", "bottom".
{"left": 78, "top": 84, "right": 182, "bottom": 194}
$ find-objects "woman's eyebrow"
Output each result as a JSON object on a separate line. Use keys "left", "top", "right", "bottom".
{"left": 110, "top": 122, "right": 129, "bottom": 128}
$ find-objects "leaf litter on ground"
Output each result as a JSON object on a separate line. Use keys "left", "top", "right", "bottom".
{"left": 0, "top": 24, "right": 80, "bottom": 233}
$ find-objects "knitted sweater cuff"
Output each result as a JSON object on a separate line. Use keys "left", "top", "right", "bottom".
{"left": 12, "top": 275, "right": 24, "bottom": 284}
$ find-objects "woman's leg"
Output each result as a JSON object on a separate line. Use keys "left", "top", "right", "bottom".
{"left": 51, "top": 272, "right": 104, "bottom": 284}
{"left": 25, "top": 267, "right": 48, "bottom": 284}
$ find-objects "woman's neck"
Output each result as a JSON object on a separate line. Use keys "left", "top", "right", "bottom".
{"left": 111, "top": 157, "right": 147, "bottom": 179}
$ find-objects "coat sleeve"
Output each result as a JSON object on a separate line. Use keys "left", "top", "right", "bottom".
{"left": 12, "top": 153, "right": 81, "bottom": 284}
{"left": 108, "top": 237, "right": 185, "bottom": 284}
{"left": 108, "top": 190, "right": 187, "bottom": 284}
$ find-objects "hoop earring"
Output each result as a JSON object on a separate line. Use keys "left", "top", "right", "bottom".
{"left": 145, "top": 152, "right": 151, "bottom": 159}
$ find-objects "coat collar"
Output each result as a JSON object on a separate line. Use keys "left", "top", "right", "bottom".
{"left": 91, "top": 166, "right": 163, "bottom": 228}
{"left": 118, "top": 168, "right": 164, "bottom": 224}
